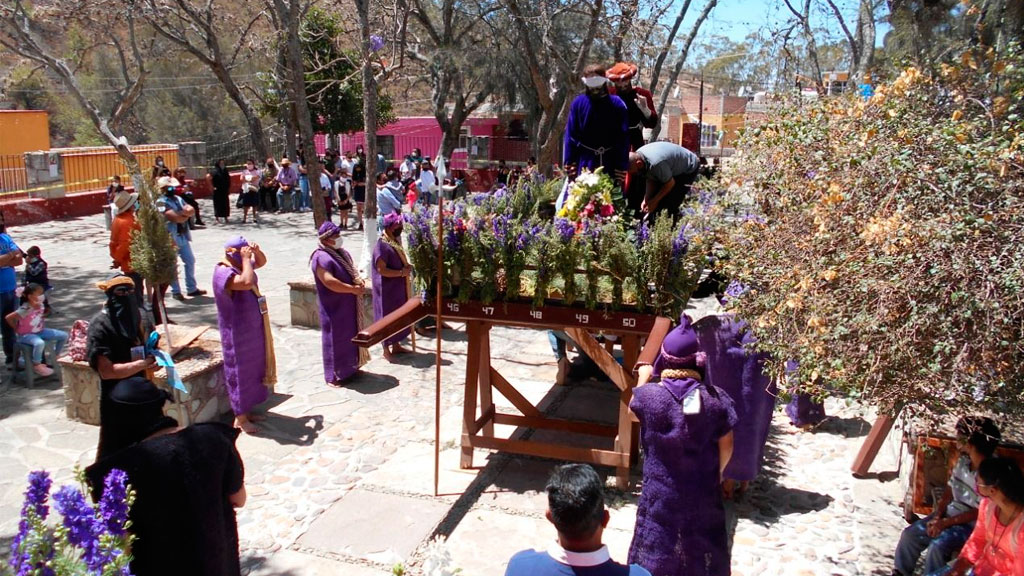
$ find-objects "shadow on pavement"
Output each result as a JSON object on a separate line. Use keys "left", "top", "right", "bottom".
{"left": 815, "top": 415, "right": 872, "bottom": 438}
{"left": 345, "top": 372, "right": 400, "bottom": 395}
{"left": 256, "top": 412, "right": 324, "bottom": 446}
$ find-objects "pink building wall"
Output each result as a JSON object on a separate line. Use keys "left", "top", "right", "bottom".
{"left": 331, "top": 116, "right": 529, "bottom": 166}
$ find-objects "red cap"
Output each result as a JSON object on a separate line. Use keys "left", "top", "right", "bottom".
{"left": 607, "top": 62, "right": 638, "bottom": 81}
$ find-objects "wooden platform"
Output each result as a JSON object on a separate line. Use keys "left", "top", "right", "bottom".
{"left": 355, "top": 297, "right": 670, "bottom": 489}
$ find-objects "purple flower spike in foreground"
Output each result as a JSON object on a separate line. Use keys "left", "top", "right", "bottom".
{"left": 554, "top": 218, "right": 575, "bottom": 242}
{"left": 23, "top": 471, "right": 51, "bottom": 520}
{"left": 369, "top": 34, "right": 384, "bottom": 52}
{"left": 52, "top": 485, "right": 102, "bottom": 570}
{"left": 99, "top": 469, "right": 130, "bottom": 537}
{"left": 636, "top": 221, "right": 650, "bottom": 246}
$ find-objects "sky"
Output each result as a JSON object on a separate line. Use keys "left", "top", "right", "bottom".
{"left": 691, "top": 0, "right": 891, "bottom": 47}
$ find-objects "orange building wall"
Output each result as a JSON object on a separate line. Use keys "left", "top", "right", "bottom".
{"left": 0, "top": 110, "right": 51, "bottom": 156}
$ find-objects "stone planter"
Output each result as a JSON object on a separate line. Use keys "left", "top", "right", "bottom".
{"left": 59, "top": 335, "right": 232, "bottom": 426}
{"left": 289, "top": 281, "right": 320, "bottom": 329}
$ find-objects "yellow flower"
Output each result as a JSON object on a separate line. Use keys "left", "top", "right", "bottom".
{"left": 820, "top": 269, "right": 838, "bottom": 282}
{"left": 951, "top": 109, "right": 964, "bottom": 121}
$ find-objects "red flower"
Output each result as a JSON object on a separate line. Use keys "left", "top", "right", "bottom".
{"left": 600, "top": 203, "right": 614, "bottom": 217}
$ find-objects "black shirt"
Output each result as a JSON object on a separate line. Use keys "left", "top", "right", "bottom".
{"left": 86, "top": 423, "right": 245, "bottom": 576}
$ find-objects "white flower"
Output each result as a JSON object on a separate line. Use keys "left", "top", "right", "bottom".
{"left": 422, "top": 535, "right": 460, "bottom": 576}
{"left": 577, "top": 171, "right": 600, "bottom": 188}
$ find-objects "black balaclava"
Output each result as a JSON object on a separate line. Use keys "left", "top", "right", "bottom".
{"left": 96, "top": 376, "right": 177, "bottom": 461}
{"left": 106, "top": 285, "right": 141, "bottom": 343}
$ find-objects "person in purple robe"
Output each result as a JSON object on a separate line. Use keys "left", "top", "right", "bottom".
{"left": 213, "top": 236, "right": 274, "bottom": 434}
{"left": 311, "top": 221, "right": 369, "bottom": 387}
{"left": 372, "top": 212, "right": 412, "bottom": 361}
{"left": 562, "top": 64, "right": 630, "bottom": 182}
{"left": 782, "top": 359, "right": 827, "bottom": 429}
{"left": 630, "top": 314, "right": 737, "bottom": 576}
{"left": 696, "top": 313, "right": 777, "bottom": 500}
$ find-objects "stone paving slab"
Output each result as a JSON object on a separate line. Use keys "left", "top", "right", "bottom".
{"left": 298, "top": 488, "right": 451, "bottom": 567}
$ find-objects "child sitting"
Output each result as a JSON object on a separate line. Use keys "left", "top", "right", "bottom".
{"left": 5, "top": 283, "right": 67, "bottom": 377}
{"left": 23, "top": 246, "right": 54, "bottom": 315}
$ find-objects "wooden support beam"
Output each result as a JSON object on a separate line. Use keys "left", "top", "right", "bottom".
{"left": 354, "top": 297, "right": 429, "bottom": 347}
{"left": 493, "top": 413, "right": 618, "bottom": 437}
{"left": 565, "top": 328, "right": 635, "bottom": 393}
{"left": 463, "top": 434, "right": 630, "bottom": 469}
{"left": 461, "top": 321, "right": 483, "bottom": 469}
{"left": 851, "top": 413, "right": 897, "bottom": 477}
{"left": 478, "top": 324, "right": 495, "bottom": 437}
{"left": 490, "top": 368, "right": 542, "bottom": 418}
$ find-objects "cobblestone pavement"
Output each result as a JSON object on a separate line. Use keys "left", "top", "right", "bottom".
{"left": 0, "top": 209, "right": 907, "bottom": 575}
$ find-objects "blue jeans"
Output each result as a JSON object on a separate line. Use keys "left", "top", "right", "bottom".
{"left": 169, "top": 233, "right": 197, "bottom": 295}
{"left": 298, "top": 176, "right": 310, "bottom": 210}
{"left": 18, "top": 328, "right": 68, "bottom": 364}
{"left": 548, "top": 330, "right": 574, "bottom": 361}
{"left": 276, "top": 188, "right": 295, "bottom": 211}
{"left": 1, "top": 290, "right": 18, "bottom": 362}
{"left": 894, "top": 515, "right": 973, "bottom": 576}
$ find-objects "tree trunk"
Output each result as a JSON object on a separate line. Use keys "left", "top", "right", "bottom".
{"left": 851, "top": 0, "right": 875, "bottom": 86}
{"left": 283, "top": 16, "right": 326, "bottom": 228}
{"left": 211, "top": 62, "right": 270, "bottom": 162}
{"left": 357, "top": 0, "right": 380, "bottom": 275}
{"left": 653, "top": 0, "right": 717, "bottom": 140}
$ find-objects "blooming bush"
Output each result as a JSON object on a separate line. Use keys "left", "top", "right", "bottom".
{"left": 8, "top": 469, "right": 135, "bottom": 576}
{"left": 718, "top": 43, "right": 1024, "bottom": 418}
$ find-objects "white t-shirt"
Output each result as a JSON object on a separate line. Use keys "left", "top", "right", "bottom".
{"left": 418, "top": 170, "right": 437, "bottom": 191}
{"left": 400, "top": 160, "right": 415, "bottom": 180}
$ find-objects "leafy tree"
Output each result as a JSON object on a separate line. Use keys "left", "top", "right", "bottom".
{"left": 302, "top": 8, "right": 395, "bottom": 135}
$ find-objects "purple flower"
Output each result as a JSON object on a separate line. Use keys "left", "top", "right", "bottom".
{"left": 635, "top": 221, "right": 650, "bottom": 247}
{"left": 671, "top": 224, "right": 689, "bottom": 260}
{"left": 554, "top": 218, "right": 575, "bottom": 242}
{"left": 369, "top": 35, "right": 385, "bottom": 52}
{"left": 492, "top": 214, "right": 510, "bottom": 246}
{"left": 99, "top": 469, "right": 130, "bottom": 537}
{"left": 52, "top": 485, "right": 103, "bottom": 570}
{"left": 10, "top": 471, "right": 53, "bottom": 576}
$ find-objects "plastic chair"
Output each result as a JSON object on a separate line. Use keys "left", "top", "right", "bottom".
{"left": 11, "top": 340, "right": 61, "bottom": 389}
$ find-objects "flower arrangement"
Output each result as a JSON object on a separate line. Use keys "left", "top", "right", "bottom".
{"left": 8, "top": 469, "right": 135, "bottom": 576}
{"left": 556, "top": 168, "right": 617, "bottom": 223}
{"left": 404, "top": 178, "right": 713, "bottom": 319}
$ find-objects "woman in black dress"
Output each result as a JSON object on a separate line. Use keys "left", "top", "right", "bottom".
{"left": 208, "top": 159, "right": 232, "bottom": 223}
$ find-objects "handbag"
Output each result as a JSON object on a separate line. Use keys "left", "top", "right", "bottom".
{"left": 235, "top": 194, "right": 243, "bottom": 208}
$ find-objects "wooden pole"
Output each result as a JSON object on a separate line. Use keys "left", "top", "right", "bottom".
{"left": 434, "top": 196, "right": 444, "bottom": 497}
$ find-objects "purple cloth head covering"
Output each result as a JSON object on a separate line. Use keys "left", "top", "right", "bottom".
{"left": 383, "top": 212, "right": 403, "bottom": 230}
{"left": 224, "top": 236, "right": 248, "bottom": 267}
{"left": 652, "top": 313, "right": 706, "bottom": 377}
{"left": 318, "top": 221, "right": 341, "bottom": 239}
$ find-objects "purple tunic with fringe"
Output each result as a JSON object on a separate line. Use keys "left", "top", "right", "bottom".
{"left": 782, "top": 360, "right": 826, "bottom": 427}
{"left": 311, "top": 249, "right": 360, "bottom": 382}
{"left": 696, "top": 315, "right": 778, "bottom": 482}
{"left": 213, "top": 264, "right": 269, "bottom": 415}
{"left": 628, "top": 380, "right": 738, "bottom": 576}
{"left": 562, "top": 93, "right": 630, "bottom": 175}
{"left": 371, "top": 239, "right": 410, "bottom": 346}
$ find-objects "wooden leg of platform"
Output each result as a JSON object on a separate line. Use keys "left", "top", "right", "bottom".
{"left": 478, "top": 324, "right": 495, "bottom": 438}
{"left": 851, "top": 413, "right": 897, "bottom": 477}
{"left": 622, "top": 335, "right": 641, "bottom": 470}
{"left": 461, "top": 322, "right": 482, "bottom": 468}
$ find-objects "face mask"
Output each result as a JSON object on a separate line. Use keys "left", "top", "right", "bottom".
{"left": 157, "top": 160, "right": 164, "bottom": 167}
{"left": 107, "top": 291, "right": 141, "bottom": 342}
{"left": 165, "top": 187, "right": 176, "bottom": 195}
{"left": 582, "top": 75, "right": 608, "bottom": 89}
{"left": 393, "top": 226, "right": 404, "bottom": 238}
{"left": 133, "top": 201, "right": 141, "bottom": 212}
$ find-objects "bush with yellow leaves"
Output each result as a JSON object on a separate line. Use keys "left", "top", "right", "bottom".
{"left": 718, "top": 43, "right": 1024, "bottom": 419}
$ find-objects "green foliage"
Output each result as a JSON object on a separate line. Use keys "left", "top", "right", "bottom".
{"left": 276, "top": 8, "right": 395, "bottom": 135}
{"left": 718, "top": 43, "right": 1024, "bottom": 418}
{"left": 129, "top": 178, "right": 179, "bottom": 286}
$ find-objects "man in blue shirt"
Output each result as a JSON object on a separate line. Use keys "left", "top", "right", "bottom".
{"left": 156, "top": 177, "right": 206, "bottom": 301}
{"left": 0, "top": 211, "right": 23, "bottom": 367}
{"left": 505, "top": 464, "right": 651, "bottom": 576}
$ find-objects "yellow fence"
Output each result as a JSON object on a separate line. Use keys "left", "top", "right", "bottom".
{"left": 60, "top": 145, "right": 179, "bottom": 194}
